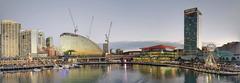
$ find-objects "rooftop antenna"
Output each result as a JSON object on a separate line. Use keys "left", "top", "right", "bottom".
{"left": 68, "top": 8, "right": 78, "bottom": 34}
{"left": 87, "top": 16, "right": 94, "bottom": 39}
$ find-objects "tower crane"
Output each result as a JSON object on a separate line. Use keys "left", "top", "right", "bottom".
{"left": 87, "top": 16, "right": 94, "bottom": 39}
{"left": 68, "top": 8, "right": 78, "bottom": 34}
{"left": 104, "top": 21, "right": 112, "bottom": 55}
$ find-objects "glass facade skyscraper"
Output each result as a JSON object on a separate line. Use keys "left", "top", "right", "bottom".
{"left": 184, "top": 8, "right": 202, "bottom": 55}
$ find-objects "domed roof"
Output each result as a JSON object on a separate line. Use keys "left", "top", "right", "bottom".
{"left": 60, "top": 33, "right": 103, "bottom": 56}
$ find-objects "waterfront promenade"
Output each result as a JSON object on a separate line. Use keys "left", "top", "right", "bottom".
{"left": 0, "top": 58, "right": 240, "bottom": 75}
{"left": 75, "top": 62, "right": 240, "bottom": 75}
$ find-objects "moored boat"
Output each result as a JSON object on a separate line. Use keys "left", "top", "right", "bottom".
{"left": 53, "top": 65, "right": 63, "bottom": 70}
{"left": 33, "top": 68, "right": 41, "bottom": 72}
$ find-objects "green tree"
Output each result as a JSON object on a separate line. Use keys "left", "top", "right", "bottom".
{"left": 64, "top": 50, "right": 76, "bottom": 55}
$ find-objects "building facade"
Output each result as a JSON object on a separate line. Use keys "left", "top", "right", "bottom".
{"left": 216, "top": 42, "right": 240, "bottom": 62}
{"left": 0, "top": 20, "right": 21, "bottom": 57}
{"left": 20, "top": 29, "right": 38, "bottom": 56}
{"left": 46, "top": 37, "right": 54, "bottom": 48}
{"left": 103, "top": 43, "right": 108, "bottom": 55}
{"left": 46, "top": 47, "right": 56, "bottom": 57}
{"left": 60, "top": 33, "right": 103, "bottom": 56}
{"left": 20, "top": 29, "right": 47, "bottom": 57}
{"left": 46, "top": 37, "right": 56, "bottom": 57}
{"left": 38, "top": 31, "right": 46, "bottom": 53}
{"left": 184, "top": 8, "right": 202, "bottom": 55}
{"left": 217, "top": 42, "right": 240, "bottom": 55}
{"left": 140, "top": 45, "right": 177, "bottom": 57}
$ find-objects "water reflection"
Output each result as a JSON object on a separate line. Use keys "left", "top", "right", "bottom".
{"left": 0, "top": 64, "right": 239, "bottom": 83}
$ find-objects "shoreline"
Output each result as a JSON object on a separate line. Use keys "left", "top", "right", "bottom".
{"left": 76, "top": 62, "right": 240, "bottom": 75}
{"left": 0, "top": 62, "right": 239, "bottom": 75}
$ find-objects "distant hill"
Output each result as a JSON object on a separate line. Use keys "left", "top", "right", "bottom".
{"left": 99, "top": 41, "right": 183, "bottom": 51}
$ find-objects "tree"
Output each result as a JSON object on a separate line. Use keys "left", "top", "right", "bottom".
{"left": 64, "top": 50, "right": 76, "bottom": 55}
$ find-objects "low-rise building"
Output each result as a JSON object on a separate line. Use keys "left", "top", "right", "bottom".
{"left": 115, "top": 49, "right": 124, "bottom": 55}
{"left": 140, "top": 45, "right": 177, "bottom": 57}
{"left": 217, "top": 42, "right": 240, "bottom": 55}
{"left": 123, "top": 51, "right": 142, "bottom": 56}
{"left": 45, "top": 47, "right": 56, "bottom": 57}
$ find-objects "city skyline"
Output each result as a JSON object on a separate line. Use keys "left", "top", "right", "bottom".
{"left": 0, "top": 1, "right": 240, "bottom": 82}
{"left": 0, "top": 0, "right": 240, "bottom": 46}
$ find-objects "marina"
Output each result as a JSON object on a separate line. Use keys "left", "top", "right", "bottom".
{"left": 0, "top": 60, "right": 240, "bottom": 76}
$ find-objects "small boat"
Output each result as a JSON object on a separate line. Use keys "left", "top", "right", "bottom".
{"left": 63, "top": 65, "right": 70, "bottom": 69}
{"left": 73, "top": 64, "right": 81, "bottom": 68}
{"left": 53, "top": 65, "right": 63, "bottom": 70}
{"left": 33, "top": 68, "right": 41, "bottom": 72}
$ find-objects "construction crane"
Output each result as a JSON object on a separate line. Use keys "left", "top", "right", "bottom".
{"left": 68, "top": 8, "right": 78, "bottom": 34}
{"left": 104, "top": 21, "right": 112, "bottom": 55}
{"left": 87, "top": 16, "right": 94, "bottom": 39}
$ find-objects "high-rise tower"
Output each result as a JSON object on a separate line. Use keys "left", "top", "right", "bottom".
{"left": 184, "top": 8, "right": 202, "bottom": 55}
{"left": 20, "top": 29, "right": 38, "bottom": 56}
{"left": 0, "top": 20, "right": 21, "bottom": 57}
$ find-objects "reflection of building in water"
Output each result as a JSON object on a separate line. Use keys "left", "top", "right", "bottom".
{"left": 0, "top": 72, "right": 32, "bottom": 83}
{"left": 184, "top": 70, "right": 198, "bottom": 83}
{"left": 0, "top": 65, "right": 238, "bottom": 83}
{"left": 64, "top": 65, "right": 105, "bottom": 83}
{"left": 206, "top": 74, "right": 213, "bottom": 83}
{"left": 135, "top": 65, "right": 179, "bottom": 80}
{"left": 0, "top": 66, "right": 104, "bottom": 83}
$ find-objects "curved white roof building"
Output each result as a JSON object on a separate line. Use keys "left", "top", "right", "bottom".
{"left": 60, "top": 33, "right": 103, "bottom": 56}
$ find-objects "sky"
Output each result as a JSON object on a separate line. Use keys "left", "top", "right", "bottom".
{"left": 0, "top": 0, "right": 239, "bottom": 46}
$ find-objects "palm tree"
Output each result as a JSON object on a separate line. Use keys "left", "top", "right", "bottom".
{"left": 64, "top": 50, "right": 76, "bottom": 55}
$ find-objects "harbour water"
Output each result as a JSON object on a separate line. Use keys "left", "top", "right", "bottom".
{"left": 0, "top": 64, "right": 239, "bottom": 83}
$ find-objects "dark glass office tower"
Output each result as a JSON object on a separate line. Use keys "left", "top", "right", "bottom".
{"left": 184, "top": 8, "right": 202, "bottom": 55}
